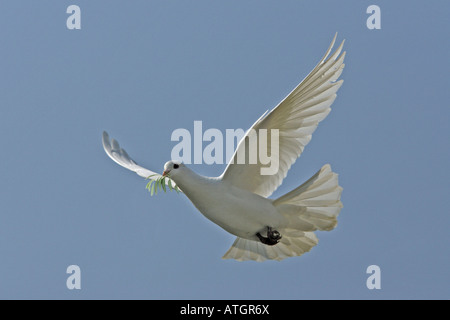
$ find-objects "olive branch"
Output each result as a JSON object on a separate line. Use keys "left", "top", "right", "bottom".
{"left": 146, "top": 174, "right": 181, "bottom": 196}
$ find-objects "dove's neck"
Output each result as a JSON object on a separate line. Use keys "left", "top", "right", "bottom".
{"left": 171, "top": 168, "right": 220, "bottom": 200}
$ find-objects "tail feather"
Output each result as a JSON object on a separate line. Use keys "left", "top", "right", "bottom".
{"left": 274, "top": 164, "right": 342, "bottom": 207}
{"left": 274, "top": 164, "right": 343, "bottom": 231}
{"left": 222, "top": 231, "right": 319, "bottom": 262}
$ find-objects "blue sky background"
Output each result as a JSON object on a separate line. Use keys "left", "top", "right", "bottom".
{"left": 0, "top": 1, "right": 449, "bottom": 299}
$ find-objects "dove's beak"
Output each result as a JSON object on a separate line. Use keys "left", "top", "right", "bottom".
{"left": 162, "top": 170, "right": 170, "bottom": 177}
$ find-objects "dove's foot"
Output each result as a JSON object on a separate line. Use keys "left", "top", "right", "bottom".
{"left": 256, "top": 226, "right": 282, "bottom": 246}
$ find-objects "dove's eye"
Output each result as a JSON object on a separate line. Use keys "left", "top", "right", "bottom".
{"left": 173, "top": 164, "right": 179, "bottom": 169}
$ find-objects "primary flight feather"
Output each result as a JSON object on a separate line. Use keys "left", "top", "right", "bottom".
{"left": 102, "top": 34, "right": 345, "bottom": 261}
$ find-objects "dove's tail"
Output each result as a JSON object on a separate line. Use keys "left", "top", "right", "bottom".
{"left": 222, "top": 230, "right": 319, "bottom": 262}
{"left": 222, "top": 164, "right": 342, "bottom": 262}
{"left": 273, "top": 164, "right": 343, "bottom": 232}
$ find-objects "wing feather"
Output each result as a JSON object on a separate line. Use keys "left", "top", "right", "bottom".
{"left": 220, "top": 34, "right": 345, "bottom": 197}
{"left": 102, "top": 131, "right": 164, "bottom": 182}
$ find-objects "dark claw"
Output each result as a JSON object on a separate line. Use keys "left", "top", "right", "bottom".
{"left": 256, "top": 226, "right": 282, "bottom": 246}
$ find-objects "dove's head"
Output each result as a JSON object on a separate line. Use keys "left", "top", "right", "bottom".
{"left": 162, "top": 160, "right": 185, "bottom": 178}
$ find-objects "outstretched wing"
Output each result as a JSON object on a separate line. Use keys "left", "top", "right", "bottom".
{"left": 220, "top": 34, "right": 345, "bottom": 198}
{"left": 102, "top": 131, "right": 163, "bottom": 181}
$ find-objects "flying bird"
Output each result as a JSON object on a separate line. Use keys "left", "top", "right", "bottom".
{"left": 102, "top": 34, "right": 345, "bottom": 261}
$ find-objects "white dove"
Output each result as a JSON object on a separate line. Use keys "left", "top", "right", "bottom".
{"left": 102, "top": 34, "right": 345, "bottom": 261}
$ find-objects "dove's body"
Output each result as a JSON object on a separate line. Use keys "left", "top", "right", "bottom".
{"left": 172, "top": 168, "right": 284, "bottom": 240}
{"left": 102, "top": 34, "right": 346, "bottom": 261}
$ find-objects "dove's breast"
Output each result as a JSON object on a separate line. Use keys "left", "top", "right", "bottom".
{"left": 174, "top": 173, "right": 286, "bottom": 240}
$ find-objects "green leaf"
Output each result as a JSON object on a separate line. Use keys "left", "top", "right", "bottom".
{"left": 150, "top": 181, "right": 155, "bottom": 196}
{"left": 156, "top": 181, "right": 160, "bottom": 195}
{"left": 161, "top": 178, "right": 167, "bottom": 192}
